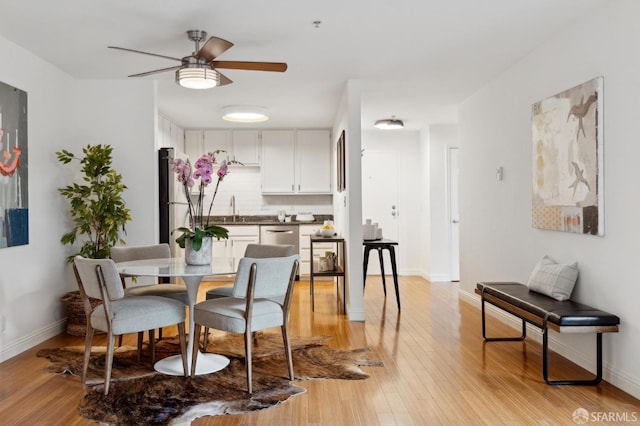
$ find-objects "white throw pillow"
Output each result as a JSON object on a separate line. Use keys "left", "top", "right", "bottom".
{"left": 527, "top": 255, "right": 578, "bottom": 301}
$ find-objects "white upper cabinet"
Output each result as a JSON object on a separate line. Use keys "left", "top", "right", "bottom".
{"left": 185, "top": 128, "right": 331, "bottom": 194}
{"left": 261, "top": 130, "right": 296, "bottom": 193}
{"left": 203, "top": 130, "right": 232, "bottom": 162}
{"left": 297, "top": 129, "right": 331, "bottom": 193}
{"left": 231, "top": 130, "right": 260, "bottom": 165}
{"left": 261, "top": 129, "right": 331, "bottom": 194}
{"left": 184, "top": 129, "right": 203, "bottom": 162}
{"left": 158, "top": 115, "right": 184, "bottom": 152}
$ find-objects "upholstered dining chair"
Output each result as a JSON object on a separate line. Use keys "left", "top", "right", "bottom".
{"left": 190, "top": 254, "right": 299, "bottom": 394}
{"left": 202, "top": 243, "right": 295, "bottom": 350}
{"left": 204, "top": 243, "right": 295, "bottom": 300}
{"left": 73, "top": 256, "right": 188, "bottom": 395}
{"left": 110, "top": 243, "right": 189, "bottom": 343}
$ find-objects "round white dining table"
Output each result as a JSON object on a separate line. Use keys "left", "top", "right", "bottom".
{"left": 116, "top": 257, "right": 235, "bottom": 376}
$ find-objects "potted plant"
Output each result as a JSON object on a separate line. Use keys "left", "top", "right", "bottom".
{"left": 56, "top": 144, "right": 132, "bottom": 261}
{"left": 170, "top": 151, "right": 235, "bottom": 264}
{"left": 56, "top": 144, "right": 132, "bottom": 335}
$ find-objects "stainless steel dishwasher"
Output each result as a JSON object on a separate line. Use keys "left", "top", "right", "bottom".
{"left": 260, "top": 224, "right": 300, "bottom": 279}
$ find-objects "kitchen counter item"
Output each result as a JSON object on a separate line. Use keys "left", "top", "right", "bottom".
{"left": 204, "top": 214, "right": 332, "bottom": 226}
{"left": 296, "top": 213, "right": 315, "bottom": 222}
{"left": 319, "top": 229, "right": 336, "bottom": 237}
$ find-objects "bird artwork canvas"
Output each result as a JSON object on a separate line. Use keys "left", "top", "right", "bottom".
{"left": 531, "top": 77, "right": 603, "bottom": 236}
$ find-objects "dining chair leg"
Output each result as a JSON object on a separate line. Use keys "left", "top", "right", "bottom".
{"left": 149, "top": 329, "right": 156, "bottom": 364}
{"left": 82, "top": 326, "right": 95, "bottom": 386}
{"left": 190, "top": 325, "right": 201, "bottom": 377}
{"left": 203, "top": 327, "right": 210, "bottom": 352}
{"left": 104, "top": 332, "right": 116, "bottom": 395}
{"left": 137, "top": 331, "right": 144, "bottom": 362}
{"left": 281, "top": 324, "right": 294, "bottom": 381}
{"left": 178, "top": 322, "right": 188, "bottom": 376}
{"left": 245, "top": 329, "right": 253, "bottom": 394}
{"left": 117, "top": 335, "right": 123, "bottom": 347}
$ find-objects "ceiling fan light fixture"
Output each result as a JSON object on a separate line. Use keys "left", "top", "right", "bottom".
{"left": 374, "top": 117, "right": 404, "bottom": 130}
{"left": 176, "top": 67, "right": 219, "bottom": 89}
{"left": 222, "top": 105, "right": 269, "bottom": 123}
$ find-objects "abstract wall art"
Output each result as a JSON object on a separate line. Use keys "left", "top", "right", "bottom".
{"left": 531, "top": 77, "right": 603, "bottom": 236}
{"left": 0, "top": 81, "right": 28, "bottom": 248}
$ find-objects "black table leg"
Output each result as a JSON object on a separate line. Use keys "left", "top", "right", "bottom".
{"left": 377, "top": 247, "right": 387, "bottom": 296}
{"left": 388, "top": 246, "right": 401, "bottom": 311}
{"left": 310, "top": 238, "right": 315, "bottom": 311}
{"left": 363, "top": 246, "right": 371, "bottom": 289}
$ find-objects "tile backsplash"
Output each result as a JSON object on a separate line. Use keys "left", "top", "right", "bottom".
{"left": 201, "top": 167, "right": 333, "bottom": 217}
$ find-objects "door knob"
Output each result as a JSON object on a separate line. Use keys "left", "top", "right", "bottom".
{"left": 452, "top": 219, "right": 459, "bottom": 224}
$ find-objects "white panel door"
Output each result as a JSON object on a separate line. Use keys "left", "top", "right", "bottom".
{"left": 362, "top": 149, "right": 399, "bottom": 275}
{"left": 449, "top": 147, "right": 460, "bottom": 281}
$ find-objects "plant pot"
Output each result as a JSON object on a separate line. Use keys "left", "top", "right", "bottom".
{"left": 60, "top": 290, "right": 104, "bottom": 336}
{"left": 185, "top": 236, "right": 212, "bottom": 265}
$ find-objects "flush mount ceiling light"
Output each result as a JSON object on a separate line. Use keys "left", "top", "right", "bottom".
{"left": 374, "top": 116, "right": 404, "bottom": 130}
{"left": 176, "top": 66, "right": 219, "bottom": 89}
{"left": 222, "top": 105, "right": 269, "bottom": 123}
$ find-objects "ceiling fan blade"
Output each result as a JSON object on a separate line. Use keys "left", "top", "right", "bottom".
{"left": 218, "top": 72, "right": 233, "bottom": 86}
{"left": 195, "top": 36, "right": 234, "bottom": 61}
{"left": 108, "top": 46, "right": 182, "bottom": 62}
{"left": 128, "top": 65, "right": 182, "bottom": 78}
{"left": 212, "top": 61, "right": 288, "bottom": 72}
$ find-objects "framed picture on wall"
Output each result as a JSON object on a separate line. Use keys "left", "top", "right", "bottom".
{"left": 0, "top": 80, "right": 29, "bottom": 248}
{"left": 337, "top": 130, "right": 346, "bottom": 192}
{"left": 531, "top": 77, "right": 604, "bottom": 236}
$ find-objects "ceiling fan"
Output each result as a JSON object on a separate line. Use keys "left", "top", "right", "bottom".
{"left": 108, "top": 30, "right": 287, "bottom": 89}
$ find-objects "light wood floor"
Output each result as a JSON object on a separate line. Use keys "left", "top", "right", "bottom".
{"left": 1, "top": 276, "right": 638, "bottom": 425}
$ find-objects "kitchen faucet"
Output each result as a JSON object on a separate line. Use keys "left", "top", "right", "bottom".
{"left": 230, "top": 195, "right": 236, "bottom": 222}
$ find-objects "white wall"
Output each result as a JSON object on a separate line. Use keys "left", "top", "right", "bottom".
{"left": 458, "top": 0, "right": 640, "bottom": 397}
{"left": 0, "top": 34, "right": 76, "bottom": 360}
{"left": 333, "top": 80, "right": 365, "bottom": 321}
{"left": 0, "top": 33, "right": 158, "bottom": 361}
{"left": 73, "top": 80, "right": 157, "bottom": 246}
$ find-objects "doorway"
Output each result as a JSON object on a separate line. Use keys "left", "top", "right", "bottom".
{"left": 362, "top": 149, "right": 399, "bottom": 274}
{"left": 448, "top": 147, "right": 460, "bottom": 282}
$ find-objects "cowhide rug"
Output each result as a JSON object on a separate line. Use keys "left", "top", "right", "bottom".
{"left": 37, "top": 333, "right": 382, "bottom": 425}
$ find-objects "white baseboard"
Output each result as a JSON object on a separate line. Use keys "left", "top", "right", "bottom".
{"left": 0, "top": 319, "right": 66, "bottom": 363}
{"left": 429, "top": 273, "right": 451, "bottom": 283}
{"left": 459, "top": 290, "right": 640, "bottom": 399}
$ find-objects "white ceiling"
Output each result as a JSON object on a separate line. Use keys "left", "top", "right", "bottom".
{"left": 0, "top": 0, "right": 604, "bottom": 131}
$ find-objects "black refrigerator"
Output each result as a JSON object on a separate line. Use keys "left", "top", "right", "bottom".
{"left": 158, "top": 147, "right": 189, "bottom": 257}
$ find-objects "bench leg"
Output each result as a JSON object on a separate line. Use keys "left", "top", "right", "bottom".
{"left": 543, "top": 325, "right": 603, "bottom": 385}
{"left": 481, "top": 295, "right": 526, "bottom": 341}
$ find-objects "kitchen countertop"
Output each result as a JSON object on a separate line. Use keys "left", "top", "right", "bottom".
{"left": 203, "top": 215, "right": 332, "bottom": 226}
